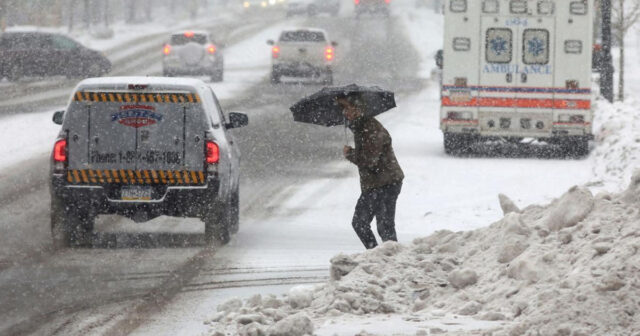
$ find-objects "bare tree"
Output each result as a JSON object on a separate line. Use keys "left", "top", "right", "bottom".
{"left": 612, "top": 0, "right": 640, "bottom": 101}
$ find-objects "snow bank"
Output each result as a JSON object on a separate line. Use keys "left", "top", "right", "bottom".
{"left": 591, "top": 97, "right": 640, "bottom": 191}
{"left": 205, "top": 177, "right": 640, "bottom": 335}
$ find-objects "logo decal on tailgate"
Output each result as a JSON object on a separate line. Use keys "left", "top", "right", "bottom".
{"left": 112, "top": 105, "right": 163, "bottom": 128}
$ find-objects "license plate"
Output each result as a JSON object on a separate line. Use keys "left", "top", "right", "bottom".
{"left": 121, "top": 186, "right": 152, "bottom": 201}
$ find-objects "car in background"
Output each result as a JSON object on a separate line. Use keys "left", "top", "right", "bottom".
{"left": 0, "top": 31, "right": 111, "bottom": 82}
{"left": 162, "top": 30, "right": 224, "bottom": 82}
{"left": 286, "top": 0, "right": 340, "bottom": 17}
{"left": 354, "top": 0, "right": 391, "bottom": 17}
{"left": 49, "top": 77, "right": 248, "bottom": 247}
{"left": 267, "top": 28, "right": 337, "bottom": 84}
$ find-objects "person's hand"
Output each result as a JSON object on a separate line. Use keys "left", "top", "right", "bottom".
{"left": 343, "top": 145, "right": 353, "bottom": 157}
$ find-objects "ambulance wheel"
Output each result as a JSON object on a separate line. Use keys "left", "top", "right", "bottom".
{"left": 204, "top": 202, "right": 230, "bottom": 246}
{"left": 561, "top": 137, "right": 590, "bottom": 158}
{"left": 444, "top": 133, "right": 474, "bottom": 155}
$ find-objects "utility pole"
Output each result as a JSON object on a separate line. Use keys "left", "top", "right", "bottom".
{"left": 600, "top": 0, "right": 615, "bottom": 102}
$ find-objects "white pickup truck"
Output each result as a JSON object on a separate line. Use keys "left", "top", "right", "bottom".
{"left": 267, "top": 28, "right": 337, "bottom": 84}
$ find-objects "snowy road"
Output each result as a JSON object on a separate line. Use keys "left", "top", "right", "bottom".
{"left": 0, "top": 4, "right": 594, "bottom": 336}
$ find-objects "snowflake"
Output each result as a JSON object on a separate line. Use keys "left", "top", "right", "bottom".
{"left": 489, "top": 37, "right": 508, "bottom": 56}
{"left": 527, "top": 37, "right": 546, "bottom": 57}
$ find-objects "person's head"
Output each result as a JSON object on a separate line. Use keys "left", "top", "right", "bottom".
{"left": 337, "top": 93, "right": 364, "bottom": 121}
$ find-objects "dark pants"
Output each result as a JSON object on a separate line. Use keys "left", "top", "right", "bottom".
{"left": 351, "top": 182, "right": 402, "bottom": 249}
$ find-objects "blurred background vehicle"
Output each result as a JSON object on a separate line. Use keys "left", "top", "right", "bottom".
{"left": 286, "top": 0, "right": 340, "bottom": 17}
{"left": 354, "top": 0, "right": 391, "bottom": 18}
{"left": 242, "top": 0, "right": 269, "bottom": 11}
{"left": 0, "top": 31, "right": 111, "bottom": 82}
{"left": 267, "top": 28, "right": 337, "bottom": 84}
{"left": 162, "top": 30, "right": 224, "bottom": 82}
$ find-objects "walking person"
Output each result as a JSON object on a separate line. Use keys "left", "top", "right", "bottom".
{"left": 338, "top": 94, "right": 404, "bottom": 249}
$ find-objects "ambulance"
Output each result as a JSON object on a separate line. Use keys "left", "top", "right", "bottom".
{"left": 440, "top": 0, "right": 593, "bottom": 156}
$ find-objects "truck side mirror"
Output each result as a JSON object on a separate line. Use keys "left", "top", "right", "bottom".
{"left": 267, "top": 39, "right": 275, "bottom": 45}
{"left": 53, "top": 110, "right": 64, "bottom": 125}
{"left": 436, "top": 49, "right": 443, "bottom": 69}
{"left": 226, "top": 112, "right": 249, "bottom": 129}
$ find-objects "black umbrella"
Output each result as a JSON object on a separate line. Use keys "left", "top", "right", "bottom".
{"left": 289, "top": 84, "right": 396, "bottom": 127}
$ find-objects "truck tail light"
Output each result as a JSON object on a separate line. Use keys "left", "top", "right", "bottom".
{"left": 325, "top": 47, "right": 334, "bottom": 61}
{"left": 272, "top": 46, "right": 280, "bottom": 59}
{"left": 354, "top": 0, "right": 359, "bottom": 4}
{"left": 206, "top": 44, "right": 216, "bottom": 55}
{"left": 53, "top": 139, "right": 67, "bottom": 163}
{"left": 206, "top": 141, "right": 219, "bottom": 164}
{"left": 163, "top": 44, "right": 171, "bottom": 55}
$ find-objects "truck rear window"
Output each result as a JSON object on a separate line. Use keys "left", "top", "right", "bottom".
{"left": 279, "top": 31, "right": 326, "bottom": 42}
{"left": 170, "top": 34, "right": 207, "bottom": 45}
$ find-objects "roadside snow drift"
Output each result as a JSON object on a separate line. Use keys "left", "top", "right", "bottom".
{"left": 205, "top": 175, "right": 640, "bottom": 336}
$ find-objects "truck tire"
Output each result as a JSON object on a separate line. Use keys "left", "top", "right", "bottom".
{"left": 444, "top": 133, "right": 474, "bottom": 155}
{"left": 51, "top": 197, "right": 71, "bottom": 249}
{"left": 229, "top": 191, "right": 240, "bottom": 234}
{"left": 211, "top": 70, "right": 224, "bottom": 82}
{"left": 323, "top": 70, "right": 333, "bottom": 85}
{"left": 204, "top": 202, "right": 230, "bottom": 246}
{"left": 270, "top": 71, "right": 281, "bottom": 84}
{"left": 51, "top": 198, "right": 94, "bottom": 249}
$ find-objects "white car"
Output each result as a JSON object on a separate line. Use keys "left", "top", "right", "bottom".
{"left": 162, "top": 30, "right": 224, "bottom": 82}
{"left": 267, "top": 28, "right": 337, "bottom": 84}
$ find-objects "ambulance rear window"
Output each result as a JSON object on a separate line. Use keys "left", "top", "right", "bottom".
{"left": 486, "top": 28, "right": 513, "bottom": 64}
{"left": 523, "top": 29, "right": 550, "bottom": 65}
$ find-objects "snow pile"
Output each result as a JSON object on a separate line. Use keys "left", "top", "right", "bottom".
{"left": 591, "top": 97, "right": 640, "bottom": 191}
{"left": 205, "top": 178, "right": 640, "bottom": 335}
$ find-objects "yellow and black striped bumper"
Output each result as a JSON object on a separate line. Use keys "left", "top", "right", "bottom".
{"left": 73, "top": 91, "right": 201, "bottom": 104}
{"left": 66, "top": 169, "right": 206, "bottom": 186}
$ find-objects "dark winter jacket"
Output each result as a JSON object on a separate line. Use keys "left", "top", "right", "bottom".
{"left": 346, "top": 117, "right": 404, "bottom": 191}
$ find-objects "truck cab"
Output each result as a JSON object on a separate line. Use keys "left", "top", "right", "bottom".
{"left": 49, "top": 77, "right": 248, "bottom": 248}
{"left": 440, "top": 0, "right": 593, "bottom": 156}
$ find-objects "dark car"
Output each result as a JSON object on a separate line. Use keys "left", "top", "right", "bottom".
{"left": 0, "top": 31, "right": 111, "bottom": 81}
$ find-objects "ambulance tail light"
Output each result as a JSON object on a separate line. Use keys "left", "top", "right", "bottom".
{"left": 446, "top": 111, "right": 472, "bottom": 121}
{"left": 205, "top": 141, "right": 220, "bottom": 165}
{"left": 206, "top": 44, "right": 217, "bottom": 55}
{"left": 325, "top": 47, "right": 334, "bottom": 61}
{"left": 53, "top": 139, "right": 67, "bottom": 172}
{"left": 272, "top": 46, "right": 280, "bottom": 59}
{"left": 163, "top": 44, "right": 171, "bottom": 56}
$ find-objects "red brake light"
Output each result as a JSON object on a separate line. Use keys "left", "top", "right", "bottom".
{"left": 354, "top": 0, "right": 359, "bottom": 4}
{"left": 385, "top": 0, "right": 390, "bottom": 3}
{"left": 272, "top": 46, "right": 280, "bottom": 59}
{"left": 163, "top": 44, "right": 171, "bottom": 55}
{"left": 207, "top": 44, "right": 216, "bottom": 54}
{"left": 325, "top": 47, "right": 334, "bottom": 61}
{"left": 206, "top": 141, "right": 219, "bottom": 164}
{"left": 54, "top": 139, "right": 67, "bottom": 162}
{"left": 184, "top": 31, "right": 194, "bottom": 38}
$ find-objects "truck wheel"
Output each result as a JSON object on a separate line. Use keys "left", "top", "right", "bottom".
{"left": 204, "top": 203, "right": 230, "bottom": 246}
{"left": 211, "top": 70, "right": 224, "bottom": 82}
{"left": 228, "top": 191, "right": 240, "bottom": 234}
{"left": 444, "top": 133, "right": 474, "bottom": 155}
{"left": 270, "top": 71, "right": 281, "bottom": 84}
{"left": 51, "top": 197, "right": 71, "bottom": 249}
{"left": 323, "top": 70, "right": 333, "bottom": 85}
